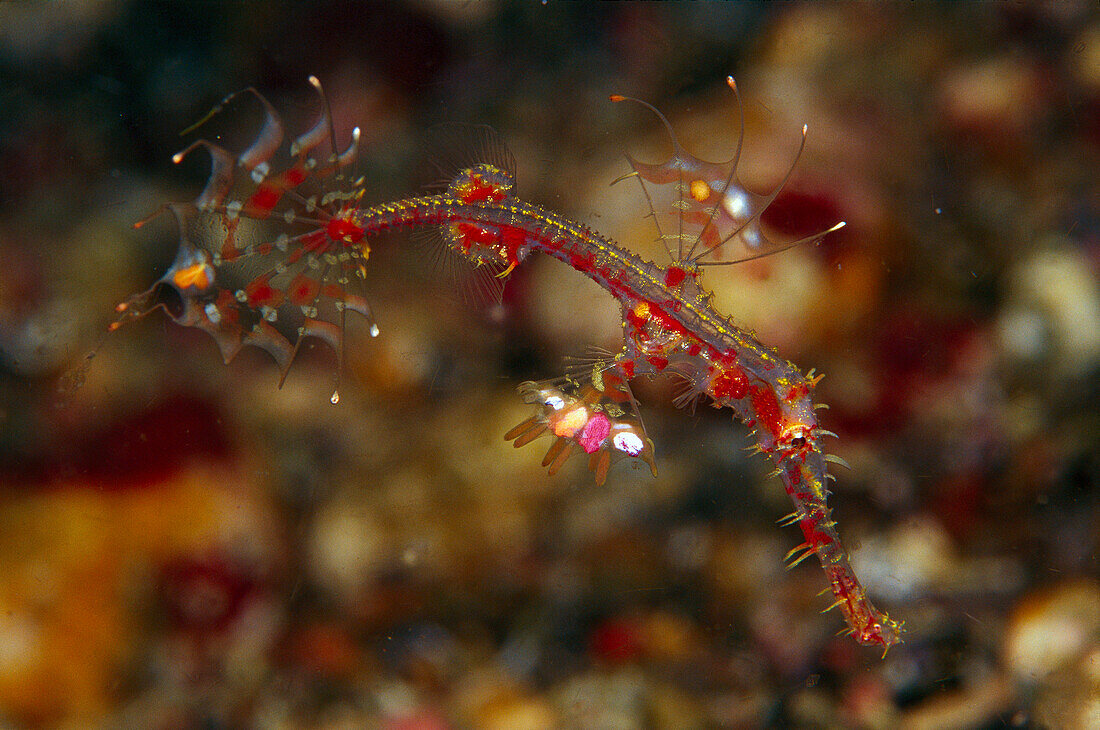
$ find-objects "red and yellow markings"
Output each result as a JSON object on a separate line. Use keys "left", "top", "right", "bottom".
{"left": 567, "top": 250, "right": 596, "bottom": 272}
{"left": 452, "top": 222, "right": 497, "bottom": 252}
{"left": 710, "top": 366, "right": 749, "bottom": 401}
{"left": 646, "top": 302, "right": 690, "bottom": 337}
{"left": 750, "top": 385, "right": 783, "bottom": 439}
{"left": 326, "top": 216, "right": 364, "bottom": 243}
{"left": 451, "top": 167, "right": 511, "bottom": 204}
{"left": 456, "top": 175, "right": 506, "bottom": 203}
{"left": 785, "top": 381, "right": 810, "bottom": 402}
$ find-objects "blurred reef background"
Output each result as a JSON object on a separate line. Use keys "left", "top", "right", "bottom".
{"left": 0, "top": 1, "right": 1097, "bottom": 728}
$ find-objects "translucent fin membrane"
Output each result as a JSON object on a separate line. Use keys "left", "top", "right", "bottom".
{"left": 118, "top": 77, "right": 375, "bottom": 398}
{"left": 413, "top": 124, "right": 520, "bottom": 307}
{"left": 504, "top": 359, "right": 656, "bottom": 486}
{"left": 611, "top": 77, "right": 844, "bottom": 269}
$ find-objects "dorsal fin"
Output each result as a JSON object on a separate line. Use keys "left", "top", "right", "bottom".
{"left": 413, "top": 124, "right": 519, "bottom": 307}
{"left": 421, "top": 123, "right": 516, "bottom": 196}
{"left": 611, "top": 77, "right": 844, "bottom": 269}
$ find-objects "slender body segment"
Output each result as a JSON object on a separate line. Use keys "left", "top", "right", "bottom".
{"left": 110, "top": 76, "right": 902, "bottom": 653}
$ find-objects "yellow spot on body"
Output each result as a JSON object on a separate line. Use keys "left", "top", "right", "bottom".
{"left": 172, "top": 263, "right": 213, "bottom": 290}
{"left": 690, "top": 179, "right": 710, "bottom": 202}
{"left": 634, "top": 301, "right": 651, "bottom": 320}
{"left": 552, "top": 407, "right": 588, "bottom": 439}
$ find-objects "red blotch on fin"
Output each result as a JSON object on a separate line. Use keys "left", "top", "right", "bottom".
{"left": 245, "top": 275, "right": 283, "bottom": 308}
{"left": 246, "top": 184, "right": 283, "bottom": 218}
{"left": 500, "top": 226, "right": 526, "bottom": 262}
{"left": 321, "top": 284, "right": 345, "bottom": 300}
{"left": 284, "top": 166, "right": 306, "bottom": 188}
{"left": 302, "top": 229, "right": 330, "bottom": 253}
{"left": 288, "top": 274, "right": 321, "bottom": 306}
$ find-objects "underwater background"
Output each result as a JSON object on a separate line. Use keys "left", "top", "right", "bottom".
{"left": 0, "top": 1, "right": 1097, "bottom": 727}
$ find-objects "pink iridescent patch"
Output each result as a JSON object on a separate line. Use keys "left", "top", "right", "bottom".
{"left": 578, "top": 412, "right": 611, "bottom": 453}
